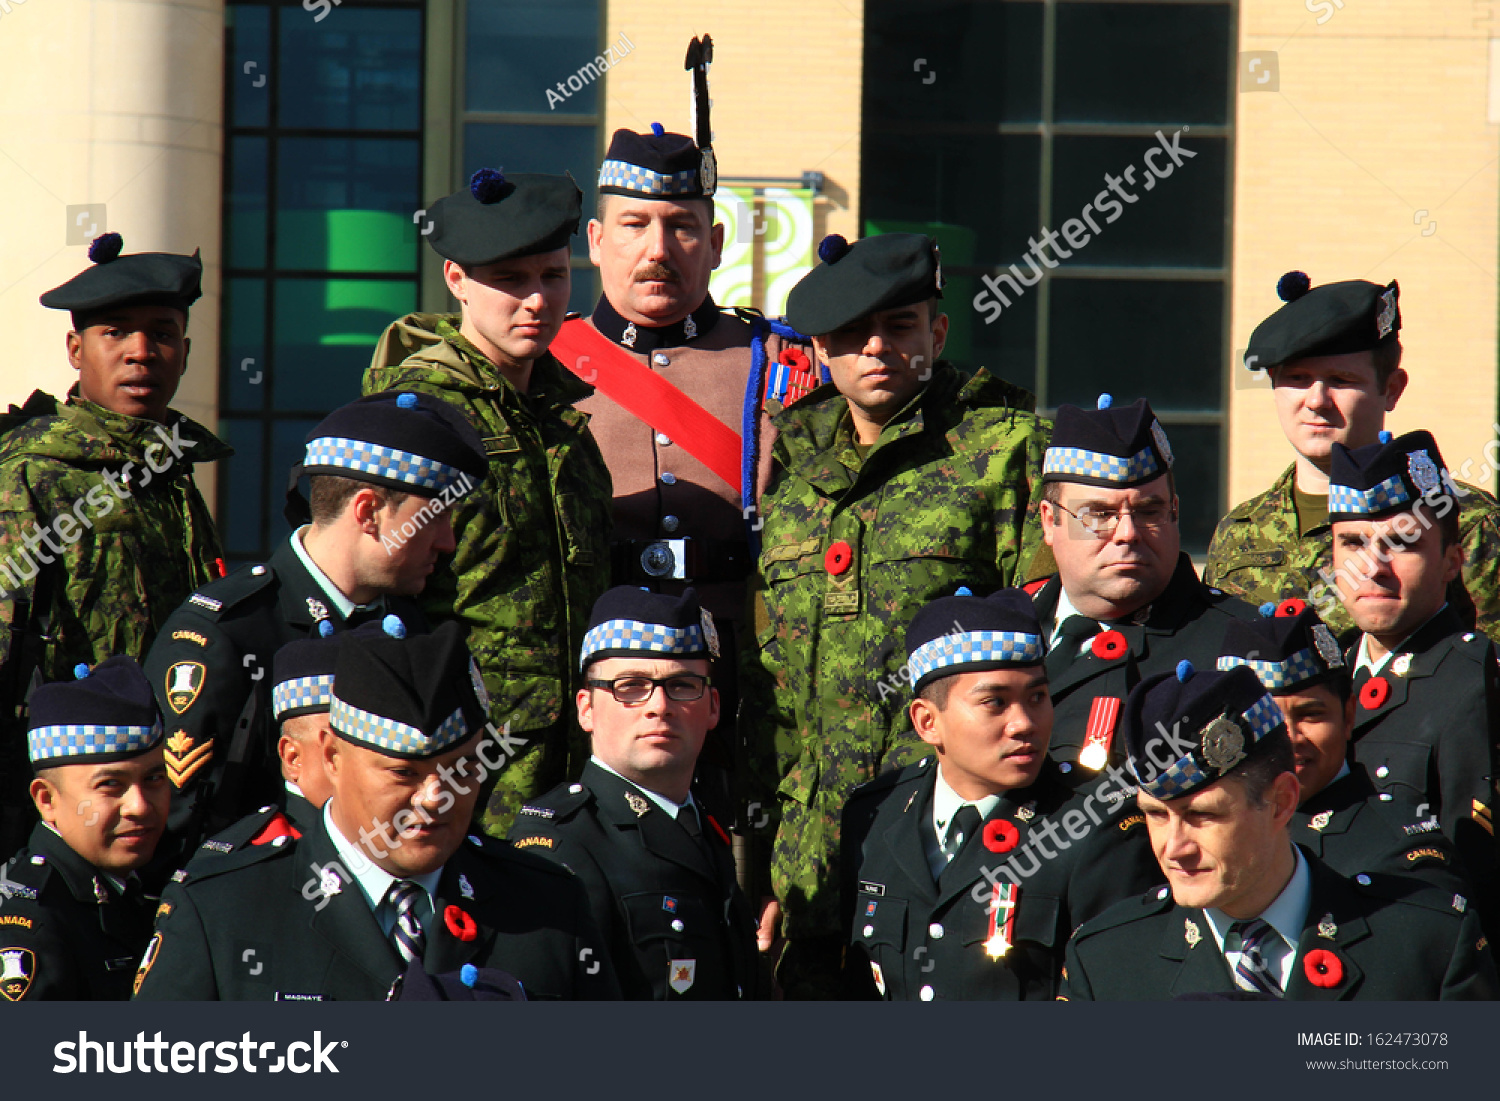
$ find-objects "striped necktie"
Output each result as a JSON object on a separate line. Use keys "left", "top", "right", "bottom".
{"left": 1229, "top": 918, "right": 1283, "bottom": 997}
{"left": 387, "top": 880, "right": 427, "bottom": 965}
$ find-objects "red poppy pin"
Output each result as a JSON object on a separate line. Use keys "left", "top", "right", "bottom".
{"left": 779, "top": 347, "right": 811, "bottom": 373}
{"left": 1358, "top": 676, "right": 1390, "bottom": 710}
{"left": 1275, "top": 598, "right": 1306, "bottom": 618}
{"left": 1091, "top": 630, "right": 1128, "bottom": 660}
{"left": 825, "top": 541, "right": 853, "bottom": 575}
{"left": 444, "top": 904, "right": 478, "bottom": 942}
{"left": 983, "top": 819, "right": 1020, "bottom": 854}
{"left": 1303, "top": 948, "right": 1343, "bottom": 988}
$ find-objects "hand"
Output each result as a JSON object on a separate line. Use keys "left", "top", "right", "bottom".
{"left": 756, "top": 896, "right": 782, "bottom": 953}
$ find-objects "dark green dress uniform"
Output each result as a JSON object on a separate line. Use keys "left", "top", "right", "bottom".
{"left": 0, "top": 825, "right": 156, "bottom": 1001}
{"left": 1295, "top": 765, "right": 1469, "bottom": 895}
{"left": 365, "top": 171, "right": 613, "bottom": 838}
{"left": 842, "top": 756, "right": 1160, "bottom": 1001}
{"left": 132, "top": 807, "right": 616, "bottom": 1001}
{"left": 509, "top": 762, "right": 763, "bottom": 1000}
{"left": 1203, "top": 273, "right": 1500, "bottom": 641}
{"left": 1061, "top": 851, "right": 1497, "bottom": 1000}
{"left": 134, "top": 621, "right": 620, "bottom": 1001}
{"left": 1030, "top": 557, "right": 1258, "bottom": 775}
{"left": 142, "top": 391, "right": 482, "bottom": 858}
{"left": 2, "top": 654, "right": 167, "bottom": 1000}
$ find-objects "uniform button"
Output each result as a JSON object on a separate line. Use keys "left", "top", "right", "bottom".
{"left": 862, "top": 924, "right": 874, "bottom": 938}
{"left": 662, "top": 515, "right": 680, "bottom": 533}
{"left": 1378, "top": 793, "right": 1393, "bottom": 802}
{"left": 1356, "top": 874, "right": 1372, "bottom": 886}
{"left": 655, "top": 432, "right": 673, "bottom": 447}
{"left": 1375, "top": 766, "right": 1389, "bottom": 778}
{"left": 671, "top": 919, "right": 685, "bottom": 933}
{"left": 1157, "top": 886, "right": 1170, "bottom": 900}
{"left": 652, "top": 352, "right": 670, "bottom": 366}
{"left": 919, "top": 985, "right": 934, "bottom": 1001}
{"left": 251, "top": 565, "right": 267, "bottom": 576}
{"left": 568, "top": 784, "right": 583, "bottom": 794}
{"left": 1059, "top": 762, "right": 1073, "bottom": 774}
{"left": 660, "top": 472, "right": 677, "bottom": 485}
{"left": 928, "top": 922, "right": 944, "bottom": 939}
{"left": 919, "top": 758, "right": 929, "bottom": 767}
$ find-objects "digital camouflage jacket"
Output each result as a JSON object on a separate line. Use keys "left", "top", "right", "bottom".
{"left": 364, "top": 315, "right": 613, "bottom": 836}
{"left": 740, "top": 363, "right": 1050, "bottom": 941}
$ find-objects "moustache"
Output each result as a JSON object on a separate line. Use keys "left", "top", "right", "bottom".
{"left": 634, "top": 263, "right": 680, "bottom": 284}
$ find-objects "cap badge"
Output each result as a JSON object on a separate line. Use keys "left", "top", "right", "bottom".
{"left": 1407, "top": 450, "right": 1441, "bottom": 495}
{"left": 700, "top": 608, "right": 721, "bottom": 660}
{"left": 1391, "top": 653, "right": 1412, "bottom": 678}
{"left": 683, "top": 315, "right": 698, "bottom": 341}
{"left": 1376, "top": 287, "right": 1397, "bottom": 339}
{"left": 1183, "top": 918, "right": 1202, "bottom": 948}
{"left": 1311, "top": 624, "right": 1344, "bottom": 668}
{"left": 1150, "top": 419, "right": 1174, "bottom": 466}
{"left": 1200, "top": 715, "right": 1247, "bottom": 772}
{"left": 621, "top": 322, "right": 638, "bottom": 348}
{"left": 1317, "top": 913, "right": 1339, "bottom": 940}
{"left": 625, "top": 791, "right": 651, "bottom": 818}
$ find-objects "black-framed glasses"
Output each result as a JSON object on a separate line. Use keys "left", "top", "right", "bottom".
{"left": 585, "top": 674, "right": 712, "bottom": 703}
{"left": 1053, "top": 500, "right": 1177, "bottom": 538}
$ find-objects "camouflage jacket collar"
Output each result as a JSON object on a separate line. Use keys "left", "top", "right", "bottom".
{"left": 774, "top": 364, "right": 1026, "bottom": 491}
{"left": 1257, "top": 463, "right": 1314, "bottom": 533}
{"left": 406, "top": 314, "right": 592, "bottom": 415}
{"left": 60, "top": 389, "right": 230, "bottom": 468}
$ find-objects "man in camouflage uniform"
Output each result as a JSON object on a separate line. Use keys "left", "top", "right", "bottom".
{"left": 364, "top": 170, "right": 613, "bottom": 837}
{"left": 740, "top": 232, "right": 1049, "bottom": 997}
{"left": 1204, "top": 273, "right": 1500, "bottom": 640}
{"left": 0, "top": 237, "right": 227, "bottom": 856}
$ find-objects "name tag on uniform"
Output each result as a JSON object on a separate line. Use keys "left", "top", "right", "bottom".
{"left": 274, "top": 992, "right": 327, "bottom": 1001}
{"left": 859, "top": 881, "right": 886, "bottom": 897}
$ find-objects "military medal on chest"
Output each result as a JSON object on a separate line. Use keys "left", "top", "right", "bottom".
{"left": 982, "top": 883, "right": 1020, "bottom": 959}
{"left": 1079, "top": 696, "right": 1122, "bottom": 772}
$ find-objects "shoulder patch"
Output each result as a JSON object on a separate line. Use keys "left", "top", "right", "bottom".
{"left": 0, "top": 946, "right": 37, "bottom": 1000}
{"left": 0, "top": 915, "right": 35, "bottom": 930}
{"left": 170, "top": 629, "right": 212, "bottom": 648}
{"left": 1116, "top": 813, "right": 1145, "bottom": 832}
{"left": 512, "top": 836, "right": 555, "bottom": 850}
{"left": 1404, "top": 847, "right": 1449, "bottom": 865}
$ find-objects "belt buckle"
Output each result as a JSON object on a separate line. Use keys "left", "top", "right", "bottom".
{"left": 640, "top": 539, "right": 688, "bottom": 580}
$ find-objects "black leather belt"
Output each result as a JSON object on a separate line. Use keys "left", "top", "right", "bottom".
{"left": 612, "top": 537, "right": 750, "bottom": 584}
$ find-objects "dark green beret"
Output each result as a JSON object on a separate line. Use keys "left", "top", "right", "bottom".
{"left": 427, "top": 169, "right": 581, "bottom": 267}
{"left": 784, "top": 233, "right": 943, "bottom": 336}
{"left": 40, "top": 234, "right": 202, "bottom": 316}
{"left": 1245, "top": 272, "right": 1400, "bottom": 371}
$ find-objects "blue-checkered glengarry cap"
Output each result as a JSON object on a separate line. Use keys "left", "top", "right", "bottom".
{"left": 328, "top": 620, "right": 484, "bottom": 760}
{"left": 27, "top": 655, "right": 163, "bottom": 765}
{"left": 1043, "top": 398, "right": 1173, "bottom": 489}
{"left": 271, "top": 620, "right": 401, "bottom": 720}
{"left": 1217, "top": 606, "right": 1347, "bottom": 694}
{"left": 905, "top": 587, "right": 1045, "bottom": 693}
{"left": 598, "top": 128, "right": 708, "bottom": 199}
{"left": 1124, "top": 666, "right": 1288, "bottom": 801}
{"left": 426, "top": 171, "right": 582, "bottom": 266}
{"left": 1327, "top": 429, "right": 1454, "bottom": 524}
{"left": 302, "top": 391, "right": 486, "bottom": 499}
{"left": 580, "top": 586, "right": 713, "bottom": 670}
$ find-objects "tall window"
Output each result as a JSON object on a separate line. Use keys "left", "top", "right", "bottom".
{"left": 220, "top": 0, "right": 424, "bottom": 564}
{"left": 862, "top": 0, "right": 1234, "bottom": 551}
{"left": 454, "top": 0, "right": 604, "bottom": 315}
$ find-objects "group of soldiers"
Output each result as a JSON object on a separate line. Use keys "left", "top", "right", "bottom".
{"left": 0, "top": 42, "right": 1497, "bottom": 1002}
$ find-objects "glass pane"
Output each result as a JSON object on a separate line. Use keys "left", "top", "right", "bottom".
{"left": 272, "top": 418, "right": 322, "bottom": 549}
{"left": 466, "top": 0, "right": 603, "bottom": 115}
{"left": 223, "top": 278, "right": 267, "bottom": 412}
{"left": 275, "top": 138, "right": 421, "bottom": 273}
{"left": 959, "top": 274, "right": 1037, "bottom": 396}
{"left": 862, "top": 133, "right": 1039, "bottom": 268}
{"left": 1046, "top": 278, "right": 1224, "bottom": 413}
{"left": 569, "top": 265, "right": 597, "bottom": 316}
{"left": 1056, "top": 3, "right": 1231, "bottom": 125}
{"left": 229, "top": 4, "right": 271, "bottom": 128}
{"left": 227, "top": 136, "right": 268, "bottom": 269}
{"left": 864, "top": 0, "right": 1042, "bottom": 125}
{"left": 463, "top": 123, "right": 598, "bottom": 258}
{"left": 217, "top": 418, "right": 265, "bottom": 556}
{"left": 272, "top": 278, "right": 417, "bottom": 412}
{"left": 1050, "top": 135, "right": 1227, "bottom": 269}
{"left": 278, "top": 5, "right": 422, "bottom": 131}
{"left": 1159, "top": 423, "right": 1221, "bottom": 555}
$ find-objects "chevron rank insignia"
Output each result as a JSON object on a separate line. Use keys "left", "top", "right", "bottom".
{"left": 165, "top": 730, "right": 213, "bottom": 789}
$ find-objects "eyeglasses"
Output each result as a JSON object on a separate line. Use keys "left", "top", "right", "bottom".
{"left": 585, "top": 674, "right": 711, "bottom": 703}
{"left": 1053, "top": 500, "right": 1177, "bottom": 538}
